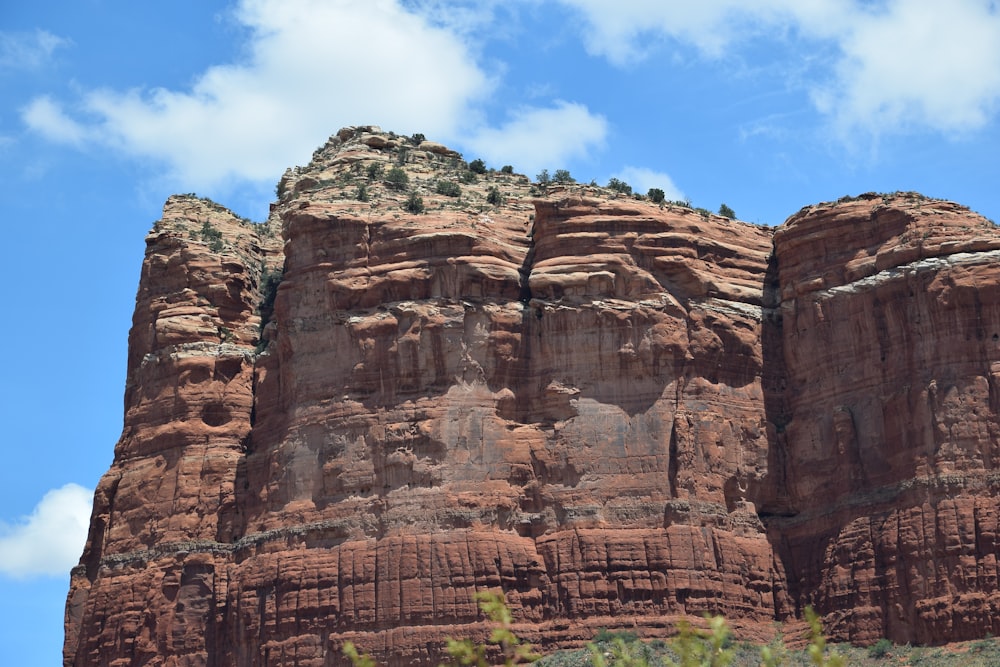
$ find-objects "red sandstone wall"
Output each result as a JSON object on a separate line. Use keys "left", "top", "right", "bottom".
{"left": 64, "top": 130, "right": 1000, "bottom": 666}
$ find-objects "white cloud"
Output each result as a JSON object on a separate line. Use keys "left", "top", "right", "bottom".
{"left": 557, "top": 0, "right": 1000, "bottom": 136}
{"left": 22, "top": 96, "right": 91, "bottom": 147}
{"left": 23, "top": 0, "right": 492, "bottom": 189}
{"left": 612, "top": 166, "right": 684, "bottom": 201}
{"left": 554, "top": 0, "right": 848, "bottom": 64}
{"left": 0, "top": 483, "right": 93, "bottom": 579}
{"left": 404, "top": 0, "right": 508, "bottom": 38}
{"left": 814, "top": 0, "right": 1000, "bottom": 135}
{"left": 0, "top": 29, "right": 69, "bottom": 70}
{"left": 463, "top": 101, "right": 608, "bottom": 178}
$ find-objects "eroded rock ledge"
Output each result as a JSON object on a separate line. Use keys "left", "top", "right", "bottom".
{"left": 65, "top": 129, "right": 1000, "bottom": 666}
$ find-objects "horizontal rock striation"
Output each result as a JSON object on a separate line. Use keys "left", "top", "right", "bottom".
{"left": 65, "top": 130, "right": 1000, "bottom": 666}
{"left": 64, "top": 196, "right": 283, "bottom": 665}
{"left": 768, "top": 192, "right": 1000, "bottom": 644}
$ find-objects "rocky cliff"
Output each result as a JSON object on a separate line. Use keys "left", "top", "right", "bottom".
{"left": 64, "top": 128, "right": 1000, "bottom": 666}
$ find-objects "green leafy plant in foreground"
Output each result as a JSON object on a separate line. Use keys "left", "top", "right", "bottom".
{"left": 343, "top": 641, "right": 377, "bottom": 667}
{"left": 343, "top": 596, "right": 855, "bottom": 667}
{"left": 804, "top": 607, "right": 845, "bottom": 667}
{"left": 441, "top": 591, "right": 540, "bottom": 666}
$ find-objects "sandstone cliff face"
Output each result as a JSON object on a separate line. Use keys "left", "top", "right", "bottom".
{"left": 65, "top": 129, "right": 1000, "bottom": 666}
{"left": 767, "top": 193, "right": 1000, "bottom": 644}
{"left": 64, "top": 196, "right": 283, "bottom": 665}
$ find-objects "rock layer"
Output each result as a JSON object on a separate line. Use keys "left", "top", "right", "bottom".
{"left": 65, "top": 131, "right": 1000, "bottom": 666}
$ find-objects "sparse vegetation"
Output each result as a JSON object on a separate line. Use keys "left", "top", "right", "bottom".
{"left": 366, "top": 162, "right": 384, "bottom": 180}
{"left": 647, "top": 188, "right": 665, "bottom": 204}
{"left": 867, "top": 638, "right": 893, "bottom": 660}
{"left": 460, "top": 170, "right": 478, "bottom": 184}
{"left": 356, "top": 183, "right": 370, "bottom": 202}
{"left": 536, "top": 169, "right": 551, "bottom": 185}
{"left": 718, "top": 203, "right": 736, "bottom": 219}
{"left": 199, "top": 221, "right": 224, "bottom": 252}
{"left": 592, "top": 630, "right": 639, "bottom": 645}
{"left": 501, "top": 165, "right": 514, "bottom": 174}
{"left": 410, "top": 132, "right": 426, "bottom": 145}
{"left": 469, "top": 158, "right": 488, "bottom": 174}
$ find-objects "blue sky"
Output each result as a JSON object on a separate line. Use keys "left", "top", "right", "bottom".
{"left": 2, "top": 1, "right": 1000, "bottom": 664}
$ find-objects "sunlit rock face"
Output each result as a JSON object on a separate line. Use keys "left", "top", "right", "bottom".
{"left": 767, "top": 193, "right": 1000, "bottom": 645}
{"left": 65, "top": 129, "right": 1000, "bottom": 666}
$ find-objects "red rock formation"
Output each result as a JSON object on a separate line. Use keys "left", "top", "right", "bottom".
{"left": 766, "top": 192, "right": 1000, "bottom": 645}
{"left": 64, "top": 195, "right": 282, "bottom": 665}
{"left": 64, "top": 130, "right": 1000, "bottom": 666}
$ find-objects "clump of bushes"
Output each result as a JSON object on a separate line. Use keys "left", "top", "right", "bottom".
{"left": 469, "top": 158, "right": 488, "bottom": 174}
{"left": 404, "top": 191, "right": 424, "bottom": 214}
{"left": 487, "top": 186, "right": 504, "bottom": 206}
{"left": 536, "top": 168, "right": 575, "bottom": 185}
{"left": 647, "top": 188, "right": 665, "bottom": 203}
{"left": 606, "top": 178, "right": 632, "bottom": 195}
{"left": 867, "top": 638, "right": 893, "bottom": 659}
{"left": 436, "top": 181, "right": 462, "bottom": 197}
{"left": 385, "top": 166, "right": 409, "bottom": 190}
{"left": 718, "top": 203, "right": 736, "bottom": 219}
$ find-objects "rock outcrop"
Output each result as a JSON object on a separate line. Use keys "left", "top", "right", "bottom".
{"left": 65, "top": 129, "right": 1000, "bottom": 666}
{"left": 766, "top": 193, "right": 1000, "bottom": 644}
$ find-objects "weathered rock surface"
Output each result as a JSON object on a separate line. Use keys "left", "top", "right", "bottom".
{"left": 64, "top": 195, "right": 283, "bottom": 665}
{"left": 64, "top": 129, "right": 1000, "bottom": 666}
{"left": 766, "top": 193, "right": 1000, "bottom": 644}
